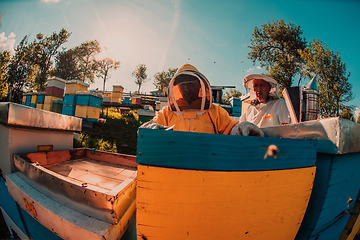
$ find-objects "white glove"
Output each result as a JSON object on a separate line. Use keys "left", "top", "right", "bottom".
{"left": 230, "top": 122, "right": 264, "bottom": 137}
{"left": 139, "top": 121, "right": 168, "bottom": 130}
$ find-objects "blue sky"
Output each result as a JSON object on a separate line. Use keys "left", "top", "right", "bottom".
{"left": 1, "top": 0, "right": 359, "bottom": 116}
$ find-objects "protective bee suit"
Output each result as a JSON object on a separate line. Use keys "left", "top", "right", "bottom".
{"left": 239, "top": 74, "right": 290, "bottom": 128}
{"left": 140, "top": 64, "right": 264, "bottom": 136}
{"left": 151, "top": 64, "right": 237, "bottom": 134}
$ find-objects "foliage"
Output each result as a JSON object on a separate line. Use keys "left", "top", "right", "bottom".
{"left": 96, "top": 57, "right": 120, "bottom": 91}
{"left": 132, "top": 63, "right": 148, "bottom": 93}
{"left": 299, "top": 39, "right": 352, "bottom": 117}
{"left": 74, "top": 108, "right": 139, "bottom": 155}
{"left": 31, "top": 28, "right": 71, "bottom": 91}
{"left": 74, "top": 133, "right": 118, "bottom": 152}
{"left": 52, "top": 40, "right": 101, "bottom": 83}
{"left": 5, "top": 36, "right": 36, "bottom": 103}
{"left": 248, "top": 19, "right": 307, "bottom": 92}
{"left": 50, "top": 48, "right": 78, "bottom": 80}
{"left": 339, "top": 106, "right": 355, "bottom": 122}
{"left": 0, "top": 51, "right": 10, "bottom": 101}
{"left": 222, "top": 89, "right": 242, "bottom": 104}
{"left": 75, "top": 40, "right": 102, "bottom": 83}
{"left": 153, "top": 67, "right": 178, "bottom": 91}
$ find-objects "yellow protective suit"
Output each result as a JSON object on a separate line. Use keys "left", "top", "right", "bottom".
{"left": 152, "top": 64, "right": 238, "bottom": 134}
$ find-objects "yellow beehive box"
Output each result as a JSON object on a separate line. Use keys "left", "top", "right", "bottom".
{"left": 75, "top": 105, "right": 87, "bottom": 118}
{"left": 104, "top": 92, "right": 112, "bottom": 98}
{"left": 87, "top": 106, "right": 100, "bottom": 119}
{"left": 22, "top": 95, "right": 27, "bottom": 103}
{"left": 44, "top": 95, "right": 63, "bottom": 105}
{"left": 31, "top": 94, "right": 38, "bottom": 104}
{"left": 65, "top": 80, "right": 89, "bottom": 95}
{"left": 113, "top": 85, "right": 124, "bottom": 93}
{"left": 111, "top": 97, "right": 121, "bottom": 103}
{"left": 43, "top": 103, "right": 52, "bottom": 111}
{"left": 36, "top": 103, "right": 44, "bottom": 110}
{"left": 112, "top": 92, "right": 122, "bottom": 98}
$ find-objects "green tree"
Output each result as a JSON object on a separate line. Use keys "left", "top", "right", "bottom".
{"left": 248, "top": 19, "right": 307, "bottom": 92}
{"left": 96, "top": 57, "right": 120, "bottom": 91}
{"left": 74, "top": 40, "right": 101, "bottom": 83}
{"left": 153, "top": 67, "right": 178, "bottom": 91}
{"left": 51, "top": 40, "right": 101, "bottom": 83}
{"left": 51, "top": 48, "right": 78, "bottom": 80}
{"left": 0, "top": 51, "right": 10, "bottom": 100}
{"left": 5, "top": 36, "right": 36, "bottom": 103}
{"left": 132, "top": 63, "right": 147, "bottom": 93}
{"left": 339, "top": 106, "right": 355, "bottom": 122}
{"left": 222, "top": 89, "right": 242, "bottom": 104}
{"left": 32, "top": 28, "right": 71, "bottom": 91}
{"left": 299, "top": 39, "right": 352, "bottom": 117}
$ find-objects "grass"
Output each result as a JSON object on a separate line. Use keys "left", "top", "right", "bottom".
{"left": 74, "top": 108, "right": 139, "bottom": 156}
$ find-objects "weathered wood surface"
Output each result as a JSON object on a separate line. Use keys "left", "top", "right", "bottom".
{"left": 13, "top": 149, "right": 137, "bottom": 224}
{"left": 6, "top": 173, "right": 135, "bottom": 240}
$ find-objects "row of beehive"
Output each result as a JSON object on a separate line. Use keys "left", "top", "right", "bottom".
{"left": 63, "top": 91, "right": 103, "bottom": 122}
{"left": 22, "top": 78, "right": 104, "bottom": 122}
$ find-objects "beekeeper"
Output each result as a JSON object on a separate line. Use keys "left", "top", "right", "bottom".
{"left": 140, "top": 64, "right": 264, "bottom": 136}
{"left": 240, "top": 74, "right": 290, "bottom": 128}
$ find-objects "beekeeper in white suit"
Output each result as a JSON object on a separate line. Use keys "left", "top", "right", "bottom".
{"left": 238, "top": 74, "right": 290, "bottom": 128}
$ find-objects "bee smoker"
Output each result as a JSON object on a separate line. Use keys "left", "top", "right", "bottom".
{"left": 301, "top": 76, "right": 319, "bottom": 122}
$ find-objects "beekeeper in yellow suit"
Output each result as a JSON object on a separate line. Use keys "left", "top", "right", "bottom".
{"left": 140, "top": 64, "right": 264, "bottom": 136}
{"left": 240, "top": 74, "right": 290, "bottom": 128}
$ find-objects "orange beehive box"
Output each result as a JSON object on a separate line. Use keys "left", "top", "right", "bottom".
{"left": 113, "top": 85, "right": 124, "bottom": 93}
{"left": 36, "top": 103, "right": 44, "bottom": 110}
{"left": 65, "top": 80, "right": 89, "bottom": 95}
{"left": 44, "top": 95, "right": 63, "bottom": 105}
{"left": 43, "top": 103, "right": 52, "bottom": 111}
{"left": 75, "top": 105, "right": 87, "bottom": 118}
{"left": 31, "top": 94, "right": 38, "bottom": 104}
{"left": 104, "top": 92, "right": 112, "bottom": 98}
{"left": 87, "top": 106, "right": 100, "bottom": 119}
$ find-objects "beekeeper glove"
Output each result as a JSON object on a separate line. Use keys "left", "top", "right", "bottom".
{"left": 139, "top": 121, "right": 168, "bottom": 130}
{"left": 230, "top": 122, "right": 264, "bottom": 137}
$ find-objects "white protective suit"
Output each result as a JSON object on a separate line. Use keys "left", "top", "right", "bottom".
{"left": 240, "top": 74, "right": 290, "bottom": 128}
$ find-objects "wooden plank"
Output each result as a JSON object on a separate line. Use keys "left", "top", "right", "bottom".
{"left": 137, "top": 164, "right": 316, "bottom": 240}
{"left": 5, "top": 173, "right": 111, "bottom": 240}
{"left": 85, "top": 149, "right": 137, "bottom": 167}
{"left": 137, "top": 128, "right": 317, "bottom": 171}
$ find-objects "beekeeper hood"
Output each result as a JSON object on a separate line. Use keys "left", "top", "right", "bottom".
{"left": 168, "top": 64, "right": 212, "bottom": 111}
{"left": 243, "top": 74, "right": 279, "bottom": 101}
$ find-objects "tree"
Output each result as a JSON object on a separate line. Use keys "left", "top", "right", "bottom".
{"left": 339, "top": 106, "right": 355, "bottom": 122}
{"left": 153, "top": 67, "right": 178, "bottom": 91}
{"left": 248, "top": 19, "right": 307, "bottom": 92}
{"left": 0, "top": 51, "right": 10, "bottom": 100}
{"left": 96, "top": 57, "right": 120, "bottom": 91}
{"left": 74, "top": 40, "right": 101, "bottom": 83}
{"left": 51, "top": 48, "right": 78, "bottom": 80}
{"left": 222, "top": 89, "right": 242, "bottom": 104}
{"left": 5, "top": 36, "right": 36, "bottom": 103}
{"left": 132, "top": 64, "right": 147, "bottom": 93}
{"left": 51, "top": 40, "right": 101, "bottom": 83}
{"left": 32, "top": 28, "right": 71, "bottom": 91}
{"left": 299, "top": 39, "right": 353, "bottom": 117}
